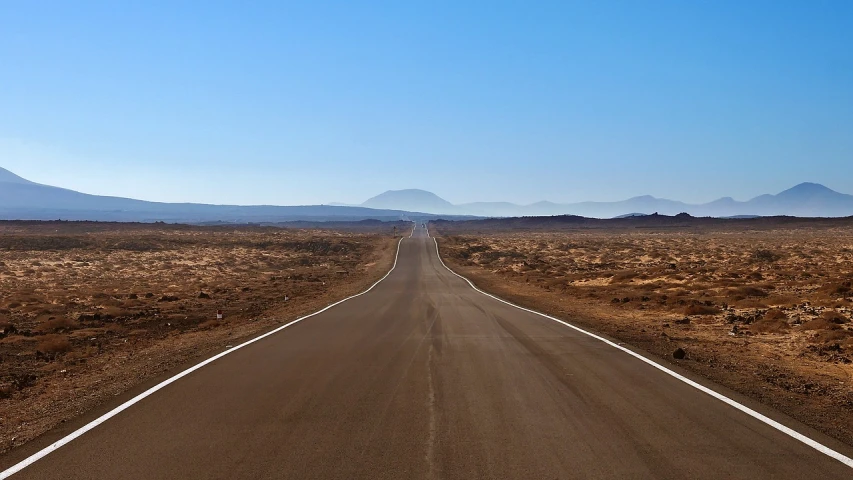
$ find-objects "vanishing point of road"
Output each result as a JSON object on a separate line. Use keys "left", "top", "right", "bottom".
{"left": 3, "top": 223, "right": 853, "bottom": 479}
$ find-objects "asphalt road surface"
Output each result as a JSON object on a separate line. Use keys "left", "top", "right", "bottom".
{"left": 4, "top": 223, "right": 853, "bottom": 479}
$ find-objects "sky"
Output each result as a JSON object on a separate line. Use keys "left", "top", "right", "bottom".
{"left": 1, "top": 0, "right": 852, "bottom": 206}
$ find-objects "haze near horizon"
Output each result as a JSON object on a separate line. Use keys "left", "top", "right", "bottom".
{"left": 2, "top": 1, "right": 851, "bottom": 205}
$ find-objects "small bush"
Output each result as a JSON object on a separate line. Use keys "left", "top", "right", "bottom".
{"left": 752, "top": 317, "right": 790, "bottom": 334}
{"left": 766, "top": 294, "right": 802, "bottom": 307}
{"left": 811, "top": 329, "right": 853, "bottom": 344}
{"left": 821, "top": 281, "right": 852, "bottom": 296}
{"left": 37, "top": 334, "right": 72, "bottom": 355}
{"left": 801, "top": 318, "right": 840, "bottom": 331}
{"left": 99, "top": 306, "right": 129, "bottom": 319}
{"left": 684, "top": 304, "right": 721, "bottom": 316}
{"left": 11, "top": 373, "right": 37, "bottom": 390}
{"left": 821, "top": 310, "right": 849, "bottom": 324}
{"left": 734, "top": 298, "right": 769, "bottom": 309}
{"left": 753, "top": 250, "right": 781, "bottom": 263}
{"left": 735, "top": 286, "right": 769, "bottom": 298}
{"left": 35, "top": 317, "right": 78, "bottom": 333}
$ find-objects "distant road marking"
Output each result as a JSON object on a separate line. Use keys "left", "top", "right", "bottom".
{"left": 0, "top": 236, "right": 408, "bottom": 479}
{"left": 427, "top": 226, "right": 853, "bottom": 469}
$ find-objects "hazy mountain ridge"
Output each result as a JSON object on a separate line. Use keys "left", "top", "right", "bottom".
{"left": 356, "top": 183, "right": 853, "bottom": 218}
{"left": 3, "top": 167, "right": 851, "bottom": 221}
{"left": 0, "top": 167, "right": 461, "bottom": 223}
{"left": 0, "top": 168, "right": 37, "bottom": 185}
{"left": 362, "top": 189, "right": 455, "bottom": 213}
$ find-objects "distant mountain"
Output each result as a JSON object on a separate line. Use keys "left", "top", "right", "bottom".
{"left": 456, "top": 202, "right": 528, "bottom": 217}
{"left": 0, "top": 167, "right": 36, "bottom": 185}
{"left": 740, "top": 182, "right": 853, "bottom": 217}
{"left": 0, "top": 167, "right": 465, "bottom": 223}
{"left": 4, "top": 165, "right": 850, "bottom": 222}
{"left": 362, "top": 189, "right": 456, "bottom": 213}
{"left": 352, "top": 182, "right": 853, "bottom": 218}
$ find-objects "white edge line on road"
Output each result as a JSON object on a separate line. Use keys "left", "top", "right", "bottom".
{"left": 427, "top": 226, "right": 853, "bottom": 469}
{"left": 0, "top": 236, "right": 408, "bottom": 479}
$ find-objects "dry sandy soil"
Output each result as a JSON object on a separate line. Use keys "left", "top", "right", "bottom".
{"left": 0, "top": 221, "right": 402, "bottom": 454}
{"left": 434, "top": 218, "right": 853, "bottom": 445}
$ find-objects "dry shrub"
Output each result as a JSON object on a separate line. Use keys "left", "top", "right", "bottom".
{"left": 752, "top": 319, "right": 790, "bottom": 334}
{"left": 801, "top": 318, "right": 841, "bottom": 331}
{"left": 37, "top": 334, "right": 72, "bottom": 355}
{"left": 734, "top": 286, "right": 769, "bottom": 298}
{"left": 747, "top": 271, "right": 764, "bottom": 280}
{"left": 766, "top": 295, "right": 801, "bottom": 307}
{"left": 821, "top": 281, "right": 852, "bottom": 296}
{"left": 752, "top": 310, "right": 790, "bottom": 333}
{"left": 821, "top": 310, "right": 849, "bottom": 324}
{"left": 35, "top": 317, "right": 78, "bottom": 333}
{"left": 100, "top": 306, "right": 129, "bottom": 319}
{"left": 811, "top": 329, "right": 853, "bottom": 344}
{"left": 734, "top": 299, "right": 769, "bottom": 309}
{"left": 752, "top": 249, "right": 782, "bottom": 263}
{"left": 684, "top": 304, "right": 721, "bottom": 316}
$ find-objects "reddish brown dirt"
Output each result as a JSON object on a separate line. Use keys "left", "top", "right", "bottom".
{"left": 434, "top": 224, "right": 853, "bottom": 446}
{"left": 0, "top": 222, "right": 401, "bottom": 453}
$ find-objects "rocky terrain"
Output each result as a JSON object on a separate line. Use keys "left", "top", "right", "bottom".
{"left": 434, "top": 220, "right": 853, "bottom": 445}
{"left": 0, "top": 221, "right": 401, "bottom": 453}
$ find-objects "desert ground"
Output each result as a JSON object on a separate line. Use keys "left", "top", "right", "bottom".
{"left": 0, "top": 221, "right": 402, "bottom": 453}
{"left": 434, "top": 217, "right": 853, "bottom": 445}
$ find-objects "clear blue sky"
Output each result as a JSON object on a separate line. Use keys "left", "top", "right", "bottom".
{"left": 1, "top": 0, "right": 851, "bottom": 206}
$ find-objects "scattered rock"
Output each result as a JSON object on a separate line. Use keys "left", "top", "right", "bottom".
{"left": 675, "top": 317, "right": 691, "bottom": 325}
{"left": 673, "top": 348, "right": 686, "bottom": 360}
{"left": 198, "top": 292, "right": 211, "bottom": 299}
{"left": 158, "top": 295, "right": 180, "bottom": 303}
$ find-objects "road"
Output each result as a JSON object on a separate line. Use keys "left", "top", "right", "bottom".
{"left": 3, "top": 223, "right": 853, "bottom": 479}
